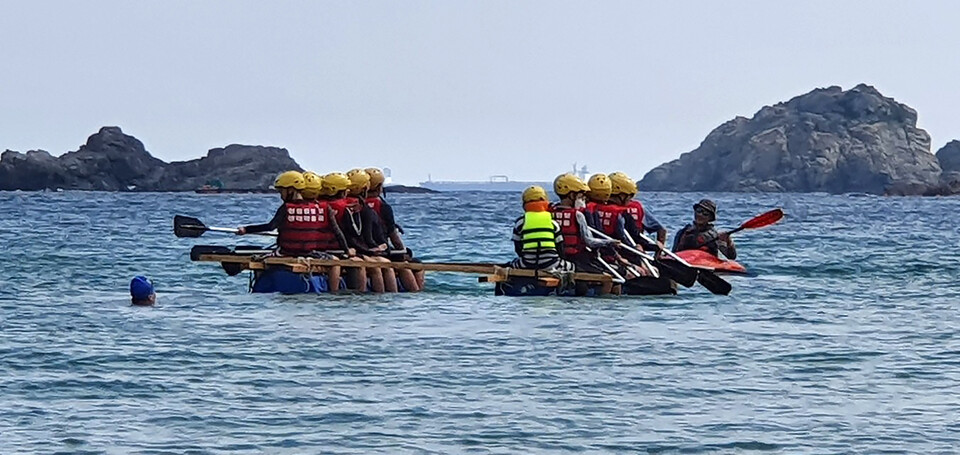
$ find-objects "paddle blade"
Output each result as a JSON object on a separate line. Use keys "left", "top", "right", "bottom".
{"left": 174, "top": 215, "right": 208, "bottom": 238}
{"left": 696, "top": 269, "right": 732, "bottom": 295}
{"left": 740, "top": 208, "right": 784, "bottom": 230}
{"left": 655, "top": 259, "right": 698, "bottom": 288}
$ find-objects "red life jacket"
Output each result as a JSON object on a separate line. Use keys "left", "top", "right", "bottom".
{"left": 623, "top": 200, "right": 645, "bottom": 234}
{"left": 595, "top": 203, "right": 626, "bottom": 237}
{"left": 327, "top": 198, "right": 350, "bottom": 225}
{"left": 550, "top": 206, "right": 584, "bottom": 257}
{"left": 277, "top": 201, "right": 339, "bottom": 256}
{"left": 365, "top": 197, "right": 383, "bottom": 217}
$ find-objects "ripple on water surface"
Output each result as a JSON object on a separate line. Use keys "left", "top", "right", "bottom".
{"left": 1, "top": 191, "right": 959, "bottom": 453}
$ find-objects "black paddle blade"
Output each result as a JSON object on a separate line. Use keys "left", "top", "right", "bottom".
{"left": 696, "top": 269, "right": 732, "bottom": 296}
{"left": 655, "top": 259, "right": 698, "bottom": 288}
{"left": 174, "top": 215, "right": 207, "bottom": 238}
{"left": 190, "top": 245, "right": 233, "bottom": 261}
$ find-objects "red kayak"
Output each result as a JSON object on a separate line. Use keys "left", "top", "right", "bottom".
{"left": 675, "top": 249, "right": 748, "bottom": 275}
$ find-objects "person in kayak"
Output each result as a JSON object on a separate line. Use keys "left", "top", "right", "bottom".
{"left": 511, "top": 185, "right": 574, "bottom": 273}
{"left": 673, "top": 199, "right": 737, "bottom": 259}
{"left": 130, "top": 275, "right": 156, "bottom": 306}
{"left": 550, "top": 173, "right": 619, "bottom": 294}
{"left": 237, "top": 170, "right": 354, "bottom": 293}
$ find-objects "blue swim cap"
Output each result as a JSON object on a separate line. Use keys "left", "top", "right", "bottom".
{"left": 130, "top": 276, "right": 155, "bottom": 300}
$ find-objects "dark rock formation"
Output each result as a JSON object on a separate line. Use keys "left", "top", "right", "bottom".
{"left": 0, "top": 127, "right": 302, "bottom": 191}
{"left": 638, "top": 84, "right": 943, "bottom": 195}
{"left": 158, "top": 145, "right": 302, "bottom": 191}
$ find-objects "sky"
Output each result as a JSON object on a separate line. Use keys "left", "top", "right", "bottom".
{"left": 2, "top": 1, "right": 958, "bottom": 184}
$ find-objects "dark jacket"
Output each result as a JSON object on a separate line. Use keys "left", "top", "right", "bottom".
{"left": 672, "top": 223, "right": 737, "bottom": 259}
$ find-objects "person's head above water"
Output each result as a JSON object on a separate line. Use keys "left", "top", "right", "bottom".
{"left": 694, "top": 199, "right": 717, "bottom": 226}
{"left": 130, "top": 276, "right": 156, "bottom": 306}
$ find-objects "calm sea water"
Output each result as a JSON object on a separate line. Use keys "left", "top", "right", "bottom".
{"left": 1, "top": 191, "right": 959, "bottom": 453}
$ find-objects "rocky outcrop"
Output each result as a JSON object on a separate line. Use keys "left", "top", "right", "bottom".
{"left": 158, "top": 145, "right": 302, "bottom": 191}
{"left": 638, "top": 84, "right": 943, "bottom": 195}
{"left": 931, "top": 141, "right": 960, "bottom": 195}
{"left": 0, "top": 127, "right": 302, "bottom": 191}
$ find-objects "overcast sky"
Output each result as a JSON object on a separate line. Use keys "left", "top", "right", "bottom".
{"left": 2, "top": 1, "right": 958, "bottom": 184}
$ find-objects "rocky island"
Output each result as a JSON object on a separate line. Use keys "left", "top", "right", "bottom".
{"left": 638, "top": 84, "right": 957, "bottom": 195}
{"left": 0, "top": 127, "right": 302, "bottom": 192}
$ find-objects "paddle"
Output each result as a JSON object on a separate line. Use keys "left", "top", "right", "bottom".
{"left": 628, "top": 230, "right": 732, "bottom": 296}
{"left": 174, "top": 215, "right": 277, "bottom": 238}
{"left": 589, "top": 227, "right": 698, "bottom": 288}
{"left": 694, "top": 208, "right": 784, "bottom": 249}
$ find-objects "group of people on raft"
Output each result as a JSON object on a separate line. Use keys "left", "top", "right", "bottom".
{"left": 236, "top": 168, "right": 424, "bottom": 293}
{"left": 237, "top": 167, "right": 737, "bottom": 295}
{"left": 511, "top": 172, "right": 736, "bottom": 293}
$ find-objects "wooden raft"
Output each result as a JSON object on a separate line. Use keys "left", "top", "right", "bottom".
{"left": 194, "top": 254, "right": 612, "bottom": 287}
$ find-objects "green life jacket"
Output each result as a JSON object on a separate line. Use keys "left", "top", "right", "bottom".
{"left": 521, "top": 211, "right": 557, "bottom": 250}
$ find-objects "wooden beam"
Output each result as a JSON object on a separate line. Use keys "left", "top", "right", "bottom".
{"left": 194, "top": 254, "right": 611, "bottom": 283}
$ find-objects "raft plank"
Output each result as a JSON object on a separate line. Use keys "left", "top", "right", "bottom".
{"left": 195, "top": 254, "right": 611, "bottom": 283}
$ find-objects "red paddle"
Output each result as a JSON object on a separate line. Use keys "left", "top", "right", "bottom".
{"left": 726, "top": 208, "right": 784, "bottom": 235}
{"left": 692, "top": 208, "right": 784, "bottom": 250}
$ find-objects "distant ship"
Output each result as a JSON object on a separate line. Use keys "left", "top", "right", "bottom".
{"left": 419, "top": 165, "right": 587, "bottom": 192}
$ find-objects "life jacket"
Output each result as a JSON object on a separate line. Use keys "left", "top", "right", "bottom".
{"left": 623, "top": 200, "right": 645, "bottom": 234}
{"left": 677, "top": 224, "right": 718, "bottom": 255}
{"left": 550, "top": 206, "right": 584, "bottom": 256}
{"left": 327, "top": 198, "right": 350, "bottom": 225}
{"left": 520, "top": 210, "right": 556, "bottom": 251}
{"left": 277, "top": 201, "right": 339, "bottom": 256}
{"left": 595, "top": 203, "right": 626, "bottom": 237}
{"left": 365, "top": 196, "right": 383, "bottom": 217}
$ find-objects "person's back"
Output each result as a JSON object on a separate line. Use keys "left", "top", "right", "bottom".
{"left": 511, "top": 186, "right": 568, "bottom": 270}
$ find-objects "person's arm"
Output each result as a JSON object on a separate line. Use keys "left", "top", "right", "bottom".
{"left": 511, "top": 217, "right": 524, "bottom": 256}
{"left": 671, "top": 226, "right": 687, "bottom": 252}
{"left": 241, "top": 206, "right": 284, "bottom": 234}
{"left": 641, "top": 210, "right": 668, "bottom": 244}
{"left": 380, "top": 203, "right": 406, "bottom": 250}
{"left": 359, "top": 207, "right": 385, "bottom": 251}
{"left": 553, "top": 220, "right": 565, "bottom": 256}
{"left": 576, "top": 211, "right": 618, "bottom": 249}
{"left": 326, "top": 206, "right": 353, "bottom": 255}
{"left": 717, "top": 232, "right": 737, "bottom": 259}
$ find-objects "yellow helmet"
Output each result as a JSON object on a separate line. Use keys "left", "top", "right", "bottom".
{"left": 587, "top": 173, "right": 611, "bottom": 201}
{"left": 608, "top": 172, "right": 638, "bottom": 195}
{"left": 322, "top": 172, "right": 351, "bottom": 194}
{"left": 365, "top": 167, "right": 385, "bottom": 187}
{"left": 553, "top": 173, "right": 589, "bottom": 197}
{"left": 301, "top": 171, "right": 323, "bottom": 199}
{"left": 274, "top": 170, "right": 305, "bottom": 190}
{"left": 346, "top": 168, "right": 371, "bottom": 195}
{"left": 522, "top": 185, "right": 548, "bottom": 203}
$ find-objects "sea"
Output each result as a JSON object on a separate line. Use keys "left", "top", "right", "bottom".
{"left": 1, "top": 190, "right": 958, "bottom": 454}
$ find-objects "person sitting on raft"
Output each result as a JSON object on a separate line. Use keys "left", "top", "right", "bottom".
{"left": 365, "top": 167, "right": 425, "bottom": 290}
{"left": 584, "top": 173, "right": 612, "bottom": 229}
{"left": 550, "top": 174, "right": 620, "bottom": 294}
{"left": 510, "top": 185, "right": 574, "bottom": 273}
{"left": 672, "top": 199, "right": 737, "bottom": 259}
{"left": 343, "top": 168, "right": 408, "bottom": 293}
{"left": 236, "top": 170, "right": 354, "bottom": 292}
{"left": 596, "top": 172, "right": 668, "bottom": 250}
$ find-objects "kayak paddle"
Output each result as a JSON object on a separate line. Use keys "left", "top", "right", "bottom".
{"left": 174, "top": 214, "right": 277, "bottom": 238}
{"left": 628, "top": 230, "right": 732, "bottom": 296}
{"left": 589, "top": 227, "right": 698, "bottom": 288}
{"left": 694, "top": 208, "right": 784, "bottom": 249}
